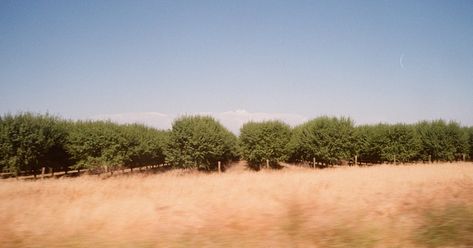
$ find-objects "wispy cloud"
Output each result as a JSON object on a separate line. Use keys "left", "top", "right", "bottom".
{"left": 201, "top": 110, "right": 307, "bottom": 133}
{"left": 90, "top": 110, "right": 308, "bottom": 133}
{"left": 91, "top": 112, "right": 174, "bottom": 130}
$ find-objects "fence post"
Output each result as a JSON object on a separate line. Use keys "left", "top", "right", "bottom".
{"left": 218, "top": 161, "right": 221, "bottom": 173}
{"left": 393, "top": 155, "right": 396, "bottom": 164}
{"left": 41, "top": 167, "right": 45, "bottom": 179}
{"left": 354, "top": 155, "right": 358, "bottom": 166}
{"left": 313, "top": 157, "right": 316, "bottom": 168}
{"left": 266, "top": 159, "right": 269, "bottom": 169}
{"left": 463, "top": 154, "right": 466, "bottom": 162}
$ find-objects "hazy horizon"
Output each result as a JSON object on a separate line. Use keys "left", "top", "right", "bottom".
{"left": 1, "top": 1, "right": 472, "bottom": 131}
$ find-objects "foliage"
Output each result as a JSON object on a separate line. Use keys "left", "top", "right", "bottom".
{"left": 65, "top": 121, "right": 168, "bottom": 171}
{"left": 165, "top": 116, "right": 237, "bottom": 170}
{"left": 239, "top": 120, "right": 291, "bottom": 168}
{"left": 358, "top": 123, "right": 421, "bottom": 163}
{"left": 66, "top": 121, "right": 133, "bottom": 170}
{"left": 288, "top": 116, "right": 355, "bottom": 165}
{"left": 0, "top": 113, "right": 69, "bottom": 175}
{"left": 415, "top": 120, "right": 469, "bottom": 162}
{"left": 468, "top": 127, "right": 473, "bottom": 160}
{"left": 1, "top": 112, "right": 472, "bottom": 176}
{"left": 122, "top": 124, "right": 168, "bottom": 168}
{"left": 1, "top": 113, "right": 168, "bottom": 175}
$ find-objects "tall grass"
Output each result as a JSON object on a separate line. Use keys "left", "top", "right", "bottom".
{"left": 0, "top": 162, "right": 472, "bottom": 247}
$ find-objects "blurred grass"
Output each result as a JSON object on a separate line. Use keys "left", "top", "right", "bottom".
{"left": 415, "top": 204, "right": 473, "bottom": 247}
{"left": 1, "top": 163, "right": 473, "bottom": 247}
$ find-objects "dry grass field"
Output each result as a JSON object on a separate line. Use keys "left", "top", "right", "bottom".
{"left": 1, "top": 162, "right": 473, "bottom": 247}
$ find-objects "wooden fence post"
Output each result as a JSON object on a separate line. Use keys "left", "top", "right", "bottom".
{"left": 218, "top": 161, "right": 221, "bottom": 173}
{"left": 354, "top": 155, "right": 358, "bottom": 166}
{"left": 393, "top": 155, "right": 396, "bottom": 164}
{"left": 266, "top": 159, "right": 269, "bottom": 169}
{"left": 313, "top": 157, "right": 316, "bottom": 168}
{"left": 41, "top": 167, "right": 45, "bottom": 179}
{"left": 463, "top": 154, "right": 466, "bottom": 162}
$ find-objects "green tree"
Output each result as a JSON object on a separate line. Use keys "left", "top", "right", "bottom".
{"left": 0, "top": 113, "right": 69, "bottom": 176}
{"left": 122, "top": 124, "right": 168, "bottom": 168}
{"left": 65, "top": 121, "right": 136, "bottom": 172}
{"left": 239, "top": 120, "right": 291, "bottom": 169}
{"left": 416, "top": 120, "right": 468, "bottom": 162}
{"left": 356, "top": 124, "right": 421, "bottom": 163}
{"left": 288, "top": 116, "right": 355, "bottom": 165}
{"left": 467, "top": 127, "right": 473, "bottom": 160}
{"left": 379, "top": 124, "right": 421, "bottom": 163}
{"left": 165, "top": 116, "right": 237, "bottom": 170}
{"left": 354, "top": 124, "right": 379, "bottom": 163}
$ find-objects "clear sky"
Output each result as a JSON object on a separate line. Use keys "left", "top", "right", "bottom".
{"left": 1, "top": 0, "right": 472, "bottom": 132}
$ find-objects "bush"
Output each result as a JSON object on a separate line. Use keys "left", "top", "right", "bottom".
{"left": 239, "top": 120, "right": 291, "bottom": 168}
{"left": 380, "top": 124, "right": 421, "bottom": 163}
{"left": 416, "top": 120, "right": 469, "bottom": 162}
{"left": 0, "top": 113, "right": 69, "bottom": 176}
{"left": 165, "top": 116, "right": 237, "bottom": 170}
{"left": 356, "top": 124, "right": 421, "bottom": 163}
{"left": 65, "top": 121, "right": 169, "bottom": 172}
{"left": 288, "top": 116, "right": 355, "bottom": 165}
{"left": 353, "top": 125, "right": 379, "bottom": 163}
{"left": 122, "top": 124, "right": 168, "bottom": 168}
{"left": 65, "top": 121, "right": 133, "bottom": 171}
{"left": 468, "top": 127, "right": 473, "bottom": 160}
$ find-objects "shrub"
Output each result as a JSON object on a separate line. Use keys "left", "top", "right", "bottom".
{"left": 65, "top": 121, "right": 130, "bottom": 171}
{"left": 66, "top": 120, "right": 170, "bottom": 172}
{"left": 468, "top": 127, "right": 473, "bottom": 160}
{"left": 122, "top": 124, "right": 168, "bottom": 168}
{"left": 0, "top": 113, "right": 69, "bottom": 176}
{"left": 165, "top": 116, "right": 237, "bottom": 170}
{"left": 415, "top": 120, "right": 469, "bottom": 162}
{"left": 288, "top": 116, "right": 355, "bottom": 165}
{"left": 356, "top": 124, "right": 421, "bottom": 163}
{"left": 239, "top": 120, "right": 291, "bottom": 168}
{"left": 379, "top": 124, "right": 421, "bottom": 163}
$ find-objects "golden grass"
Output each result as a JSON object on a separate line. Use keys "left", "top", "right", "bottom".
{"left": 1, "top": 162, "right": 473, "bottom": 247}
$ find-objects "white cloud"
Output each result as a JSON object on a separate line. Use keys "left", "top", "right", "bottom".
{"left": 90, "top": 110, "right": 308, "bottom": 133}
{"left": 205, "top": 109, "right": 307, "bottom": 133}
{"left": 91, "top": 112, "right": 174, "bottom": 130}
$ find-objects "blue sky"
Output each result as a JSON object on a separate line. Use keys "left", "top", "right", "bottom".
{"left": 1, "top": 0, "right": 472, "bottom": 131}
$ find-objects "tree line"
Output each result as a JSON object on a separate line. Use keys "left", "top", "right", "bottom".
{"left": 1, "top": 113, "right": 472, "bottom": 176}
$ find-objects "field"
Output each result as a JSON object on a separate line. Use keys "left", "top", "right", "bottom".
{"left": 1, "top": 162, "right": 473, "bottom": 247}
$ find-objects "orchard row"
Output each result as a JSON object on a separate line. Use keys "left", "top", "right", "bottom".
{"left": 1, "top": 113, "right": 472, "bottom": 175}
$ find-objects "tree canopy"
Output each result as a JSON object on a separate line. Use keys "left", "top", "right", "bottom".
{"left": 239, "top": 120, "right": 291, "bottom": 168}
{"left": 0, "top": 113, "right": 69, "bottom": 176}
{"left": 288, "top": 116, "right": 355, "bottom": 165}
{"left": 165, "top": 116, "right": 237, "bottom": 170}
